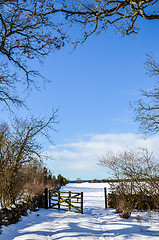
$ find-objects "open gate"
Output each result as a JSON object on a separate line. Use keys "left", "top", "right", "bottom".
{"left": 48, "top": 190, "right": 83, "bottom": 214}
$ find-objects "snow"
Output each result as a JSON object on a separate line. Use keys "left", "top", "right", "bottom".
{"left": 0, "top": 182, "right": 159, "bottom": 240}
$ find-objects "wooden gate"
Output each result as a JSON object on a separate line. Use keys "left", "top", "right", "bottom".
{"left": 48, "top": 190, "right": 83, "bottom": 214}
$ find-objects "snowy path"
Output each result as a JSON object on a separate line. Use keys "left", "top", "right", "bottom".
{"left": 0, "top": 183, "right": 159, "bottom": 240}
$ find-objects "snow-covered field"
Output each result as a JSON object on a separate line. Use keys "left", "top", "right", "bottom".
{"left": 0, "top": 182, "right": 159, "bottom": 240}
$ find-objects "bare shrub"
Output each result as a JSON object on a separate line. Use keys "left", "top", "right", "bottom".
{"left": 100, "top": 148, "right": 159, "bottom": 214}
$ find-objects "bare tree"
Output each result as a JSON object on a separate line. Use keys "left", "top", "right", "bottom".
{"left": 0, "top": 63, "right": 24, "bottom": 108}
{"left": 0, "top": 110, "right": 58, "bottom": 206}
{"left": 50, "top": 0, "right": 159, "bottom": 44}
{"left": 1, "top": 0, "right": 159, "bottom": 71}
{"left": 100, "top": 148, "right": 159, "bottom": 212}
{"left": 0, "top": 0, "right": 66, "bottom": 79}
{"left": 134, "top": 54, "right": 159, "bottom": 134}
{"left": 0, "top": 0, "right": 159, "bottom": 108}
{"left": 0, "top": 0, "right": 66, "bottom": 108}
{"left": 100, "top": 148, "right": 159, "bottom": 180}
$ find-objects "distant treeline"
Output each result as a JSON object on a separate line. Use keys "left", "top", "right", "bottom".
{"left": 102, "top": 178, "right": 159, "bottom": 183}
{"left": 69, "top": 178, "right": 159, "bottom": 183}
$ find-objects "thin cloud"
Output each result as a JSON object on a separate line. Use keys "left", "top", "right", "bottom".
{"left": 46, "top": 133, "right": 159, "bottom": 180}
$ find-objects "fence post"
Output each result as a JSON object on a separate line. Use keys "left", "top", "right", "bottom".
{"left": 81, "top": 192, "right": 83, "bottom": 214}
{"left": 58, "top": 191, "right": 60, "bottom": 211}
{"left": 104, "top": 187, "right": 107, "bottom": 209}
{"left": 45, "top": 188, "right": 49, "bottom": 209}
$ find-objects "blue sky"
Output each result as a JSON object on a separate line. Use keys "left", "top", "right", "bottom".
{"left": 3, "top": 18, "right": 159, "bottom": 180}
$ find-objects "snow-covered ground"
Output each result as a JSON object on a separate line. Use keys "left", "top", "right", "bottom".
{"left": 0, "top": 182, "right": 159, "bottom": 240}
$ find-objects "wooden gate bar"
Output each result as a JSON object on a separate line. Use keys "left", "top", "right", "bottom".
{"left": 58, "top": 191, "right": 60, "bottom": 211}
{"left": 68, "top": 191, "right": 71, "bottom": 211}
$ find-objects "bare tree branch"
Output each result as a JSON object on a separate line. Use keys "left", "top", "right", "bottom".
{"left": 49, "top": 0, "right": 159, "bottom": 44}
{"left": 133, "top": 54, "right": 159, "bottom": 134}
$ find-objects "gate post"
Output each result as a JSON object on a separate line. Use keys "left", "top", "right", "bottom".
{"left": 81, "top": 192, "right": 83, "bottom": 214}
{"left": 49, "top": 190, "right": 51, "bottom": 208}
{"left": 45, "top": 188, "right": 49, "bottom": 209}
{"left": 104, "top": 187, "right": 107, "bottom": 209}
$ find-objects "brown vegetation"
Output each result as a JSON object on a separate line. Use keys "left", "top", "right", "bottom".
{"left": 100, "top": 148, "right": 159, "bottom": 218}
